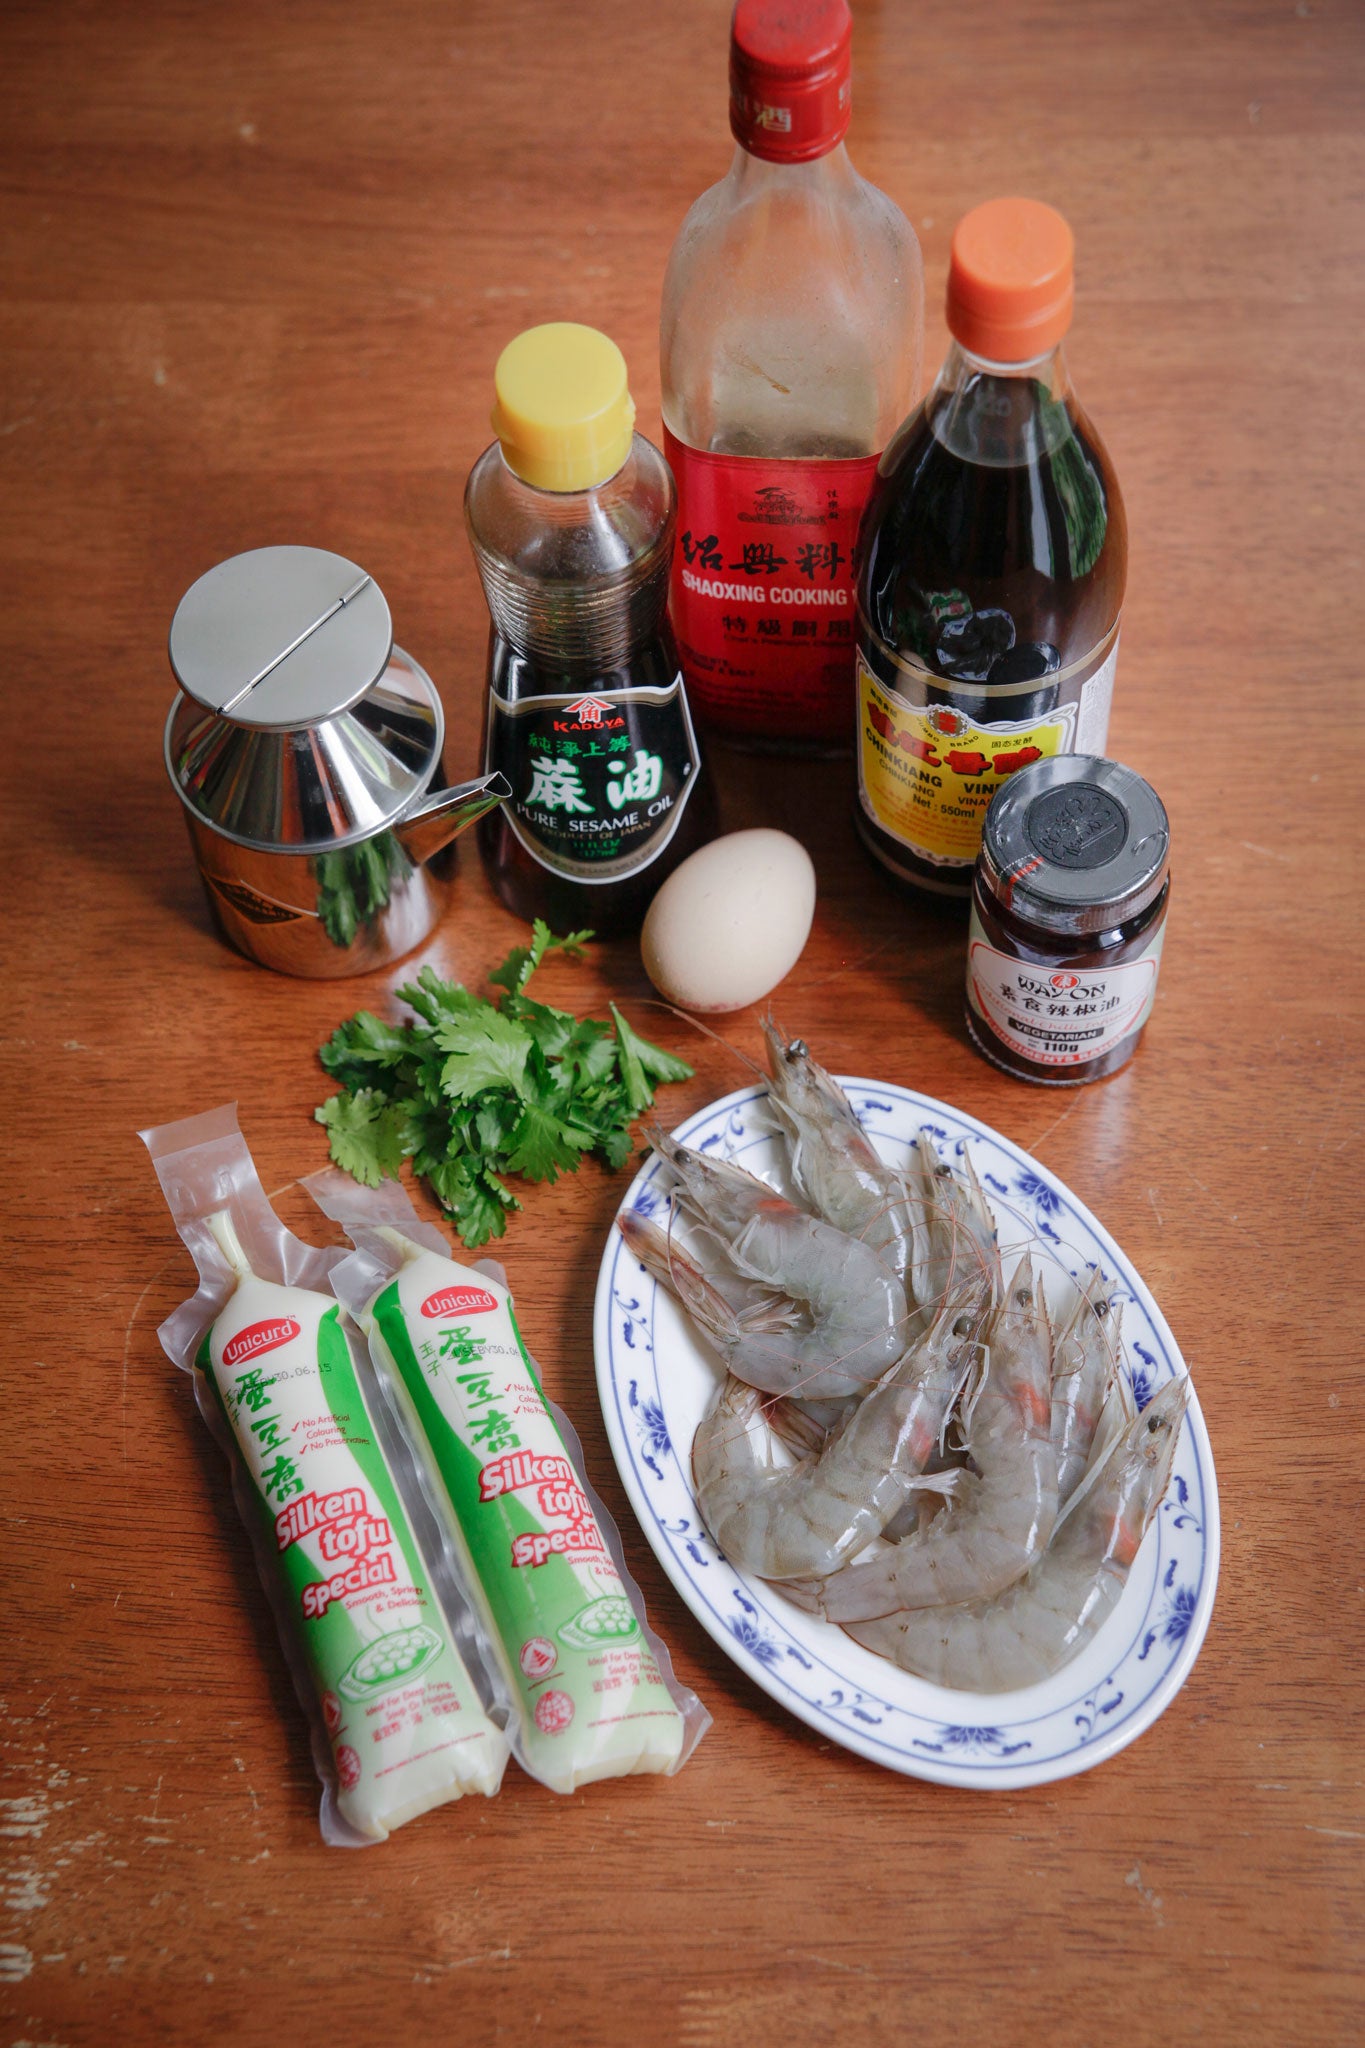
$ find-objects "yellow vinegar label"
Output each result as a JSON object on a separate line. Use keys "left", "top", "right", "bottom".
{"left": 856, "top": 658, "right": 1075, "bottom": 868}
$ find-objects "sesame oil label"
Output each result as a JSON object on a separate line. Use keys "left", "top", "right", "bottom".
{"left": 485, "top": 677, "right": 700, "bottom": 883}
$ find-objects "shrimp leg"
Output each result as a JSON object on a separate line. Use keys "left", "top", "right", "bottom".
{"left": 691, "top": 1292, "right": 984, "bottom": 1581}
{"left": 784, "top": 1254, "right": 1058, "bottom": 1621}
{"left": 845, "top": 1377, "right": 1188, "bottom": 1692}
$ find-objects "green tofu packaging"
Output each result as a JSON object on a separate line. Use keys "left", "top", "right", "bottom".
{"left": 142, "top": 1106, "right": 509, "bottom": 1844}
{"left": 305, "top": 1168, "right": 709, "bottom": 1794}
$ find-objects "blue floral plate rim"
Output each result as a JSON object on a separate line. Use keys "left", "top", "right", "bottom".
{"left": 592, "top": 1078, "right": 1220, "bottom": 1791}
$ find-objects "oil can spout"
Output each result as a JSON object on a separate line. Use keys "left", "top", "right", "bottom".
{"left": 393, "top": 771, "right": 510, "bottom": 867}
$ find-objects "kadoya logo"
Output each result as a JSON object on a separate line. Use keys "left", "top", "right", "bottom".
{"left": 560, "top": 696, "right": 615, "bottom": 728}
{"left": 420, "top": 1285, "right": 498, "bottom": 1320}
{"left": 223, "top": 1317, "right": 301, "bottom": 1367}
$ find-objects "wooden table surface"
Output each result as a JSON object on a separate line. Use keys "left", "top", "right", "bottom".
{"left": 3, "top": 1, "right": 1361, "bottom": 2041}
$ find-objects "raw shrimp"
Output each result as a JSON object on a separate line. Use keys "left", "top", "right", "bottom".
{"left": 763, "top": 1392, "right": 855, "bottom": 1461}
{"left": 1052, "top": 1370, "right": 1136, "bottom": 1533}
{"left": 784, "top": 1253, "right": 1058, "bottom": 1622}
{"left": 638, "top": 1134, "right": 909, "bottom": 1400}
{"left": 617, "top": 1205, "right": 791, "bottom": 1326}
{"left": 1051, "top": 1270, "right": 1124, "bottom": 1505}
{"left": 906, "top": 1128, "right": 1000, "bottom": 1317}
{"left": 845, "top": 1376, "right": 1189, "bottom": 1692}
{"left": 618, "top": 1211, "right": 834, "bottom": 1406}
{"left": 762, "top": 1022, "right": 921, "bottom": 1291}
{"left": 690, "top": 1291, "right": 985, "bottom": 1581}
{"left": 762, "top": 1024, "right": 998, "bottom": 1326}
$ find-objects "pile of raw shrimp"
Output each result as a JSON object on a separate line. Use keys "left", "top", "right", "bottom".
{"left": 617, "top": 1024, "right": 1187, "bottom": 1695}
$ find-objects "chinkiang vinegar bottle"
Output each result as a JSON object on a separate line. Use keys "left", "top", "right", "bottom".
{"left": 854, "top": 197, "right": 1127, "bottom": 899}
{"left": 465, "top": 323, "right": 712, "bottom": 935}
{"left": 660, "top": 0, "right": 923, "bottom": 753}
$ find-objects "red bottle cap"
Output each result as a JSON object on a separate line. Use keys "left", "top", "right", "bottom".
{"left": 729, "top": 0, "right": 852, "bottom": 164}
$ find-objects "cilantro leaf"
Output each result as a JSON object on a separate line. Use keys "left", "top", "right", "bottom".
{"left": 501, "top": 995, "right": 579, "bottom": 1061}
{"left": 596, "top": 1119, "right": 636, "bottom": 1173}
{"left": 610, "top": 1004, "right": 695, "bottom": 1114}
{"left": 314, "top": 931, "right": 691, "bottom": 1246}
{"left": 504, "top": 1101, "right": 595, "bottom": 1183}
{"left": 435, "top": 1007, "right": 533, "bottom": 1101}
{"left": 397, "top": 966, "right": 481, "bottom": 1028}
{"left": 488, "top": 920, "right": 595, "bottom": 998}
{"left": 473, "top": 1098, "right": 514, "bottom": 1158}
{"left": 315, "top": 1089, "right": 410, "bottom": 1186}
{"left": 319, "top": 1010, "right": 412, "bottom": 1077}
{"left": 558, "top": 1018, "right": 618, "bottom": 1092}
{"left": 611, "top": 1004, "right": 695, "bottom": 1086}
{"left": 426, "top": 1155, "right": 518, "bottom": 1247}
{"left": 486, "top": 918, "right": 551, "bottom": 999}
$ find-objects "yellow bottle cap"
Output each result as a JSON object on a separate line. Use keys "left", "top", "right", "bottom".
{"left": 490, "top": 323, "right": 636, "bottom": 492}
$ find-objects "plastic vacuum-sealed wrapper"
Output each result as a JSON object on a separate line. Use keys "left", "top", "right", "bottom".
{"left": 305, "top": 1169, "right": 710, "bottom": 1794}
{"left": 141, "top": 1106, "right": 509, "bottom": 1845}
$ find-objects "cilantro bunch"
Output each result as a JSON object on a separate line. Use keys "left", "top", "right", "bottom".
{"left": 315, "top": 922, "right": 693, "bottom": 1247}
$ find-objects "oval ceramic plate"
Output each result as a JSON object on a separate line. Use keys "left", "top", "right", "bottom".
{"left": 593, "top": 1080, "right": 1219, "bottom": 1790}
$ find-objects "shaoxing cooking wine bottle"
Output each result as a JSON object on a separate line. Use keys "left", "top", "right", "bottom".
{"left": 660, "top": 0, "right": 923, "bottom": 753}
{"left": 465, "top": 323, "right": 712, "bottom": 934}
{"left": 854, "top": 197, "right": 1127, "bottom": 899}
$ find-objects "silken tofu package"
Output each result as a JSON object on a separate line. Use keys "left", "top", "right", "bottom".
{"left": 141, "top": 1106, "right": 509, "bottom": 1844}
{"left": 304, "top": 1168, "right": 710, "bottom": 1794}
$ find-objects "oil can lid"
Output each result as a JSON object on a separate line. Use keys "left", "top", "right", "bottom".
{"left": 165, "top": 546, "right": 444, "bottom": 852}
{"left": 169, "top": 545, "right": 393, "bottom": 730}
{"left": 979, "top": 755, "right": 1170, "bottom": 936}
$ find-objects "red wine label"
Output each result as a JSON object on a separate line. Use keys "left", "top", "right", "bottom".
{"left": 664, "top": 428, "right": 879, "bottom": 742}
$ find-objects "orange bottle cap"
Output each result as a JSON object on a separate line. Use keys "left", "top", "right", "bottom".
{"left": 946, "top": 198, "right": 1075, "bottom": 364}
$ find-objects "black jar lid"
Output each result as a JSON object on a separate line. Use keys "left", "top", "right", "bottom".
{"left": 978, "top": 755, "right": 1170, "bottom": 937}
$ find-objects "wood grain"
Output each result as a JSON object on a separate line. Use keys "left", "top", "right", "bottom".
{"left": 2, "top": 1, "right": 1361, "bottom": 2041}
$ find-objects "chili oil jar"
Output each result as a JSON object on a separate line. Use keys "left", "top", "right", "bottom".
{"left": 965, "top": 755, "right": 1169, "bottom": 1084}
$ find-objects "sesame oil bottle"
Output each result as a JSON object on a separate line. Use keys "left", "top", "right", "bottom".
{"left": 465, "top": 324, "right": 711, "bottom": 934}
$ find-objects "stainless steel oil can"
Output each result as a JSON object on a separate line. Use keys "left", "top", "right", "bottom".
{"left": 165, "top": 545, "right": 507, "bottom": 976}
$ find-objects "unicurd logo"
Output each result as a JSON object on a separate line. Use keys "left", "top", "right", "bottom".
{"left": 223, "top": 1317, "right": 300, "bottom": 1367}
{"left": 420, "top": 1286, "right": 498, "bottom": 1320}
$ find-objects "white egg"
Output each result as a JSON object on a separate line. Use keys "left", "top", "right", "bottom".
{"left": 640, "top": 829, "right": 816, "bottom": 1014}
